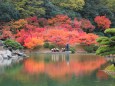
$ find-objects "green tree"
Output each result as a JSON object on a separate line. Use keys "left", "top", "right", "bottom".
{"left": 0, "top": 1, "right": 20, "bottom": 22}
{"left": 43, "top": 0, "right": 81, "bottom": 19}
{"left": 101, "top": 0, "right": 115, "bottom": 13}
{"left": 12, "top": 0, "right": 46, "bottom": 18}
{"left": 96, "top": 28, "right": 115, "bottom": 56}
{"left": 80, "top": 0, "right": 113, "bottom": 19}
{"left": 50, "top": 0, "right": 85, "bottom": 11}
{"left": 4, "top": 39, "right": 23, "bottom": 50}
{"left": 79, "top": 0, "right": 115, "bottom": 27}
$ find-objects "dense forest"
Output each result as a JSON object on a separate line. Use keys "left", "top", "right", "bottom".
{"left": 0, "top": 0, "right": 115, "bottom": 53}
{"left": 0, "top": 0, "right": 114, "bottom": 27}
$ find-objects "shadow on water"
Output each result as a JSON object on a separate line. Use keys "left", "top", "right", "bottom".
{"left": 0, "top": 53, "right": 115, "bottom": 86}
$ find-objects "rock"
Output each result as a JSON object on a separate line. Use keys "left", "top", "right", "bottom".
{"left": 0, "top": 50, "right": 12, "bottom": 59}
{"left": 0, "top": 47, "right": 27, "bottom": 66}
{"left": 0, "top": 55, "right": 3, "bottom": 62}
{"left": 0, "top": 59, "right": 12, "bottom": 66}
{"left": 0, "top": 40, "right": 3, "bottom": 46}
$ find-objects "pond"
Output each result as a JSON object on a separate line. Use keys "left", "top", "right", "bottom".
{"left": 0, "top": 53, "right": 115, "bottom": 86}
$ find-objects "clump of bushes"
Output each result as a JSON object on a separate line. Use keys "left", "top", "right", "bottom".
{"left": 96, "top": 28, "right": 115, "bottom": 56}
{"left": 70, "top": 47, "right": 76, "bottom": 54}
{"left": 3, "top": 39, "right": 23, "bottom": 50}
{"left": 43, "top": 42, "right": 50, "bottom": 48}
{"left": 105, "top": 64, "right": 115, "bottom": 72}
{"left": 49, "top": 44, "right": 56, "bottom": 50}
{"left": 43, "top": 42, "right": 56, "bottom": 50}
{"left": 84, "top": 45, "right": 98, "bottom": 53}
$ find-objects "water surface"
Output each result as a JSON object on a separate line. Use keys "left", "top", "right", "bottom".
{"left": 0, "top": 53, "right": 114, "bottom": 86}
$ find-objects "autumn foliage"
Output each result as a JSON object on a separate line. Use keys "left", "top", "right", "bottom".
{"left": 78, "top": 33, "right": 99, "bottom": 45}
{"left": 48, "top": 15, "right": 71, "bottom": 26}
{"left": 94, "top": 16, "right": 111, "bottom": 29}
{"left": 80, "top": 19, "right": 95, "bottom": 32}
{"left": 12, "top": 19, "right": 27, "bottom": 30}
{"left": 47, "top": 15, "right": 95, "bottom": 32}
{"left": 0, "top": 15, "right": 100, "bottom": 49}
{"left": 15, "top": 24, "right": 45, "bottom": 49}
{"left": 24, "top": 57, "right": 106, "bottom": 77}
{"left": 24, "top": 37, "right": 44, "bottom": 49}
{"left": 0, "top": 26, "right": 13, "bottom": 40}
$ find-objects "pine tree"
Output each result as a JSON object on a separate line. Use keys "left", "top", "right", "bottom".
{"left": 96, "top": 28, "right": 115, "bottom": 56}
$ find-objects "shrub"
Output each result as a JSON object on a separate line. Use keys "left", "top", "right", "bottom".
{"left": 0, "top": 28, "right": 13, "bottom": 40}
{"left": 48, "top": 14, "right": 71, "bottom": 26}
{"left": 49, "top": 44, "right": 56, "bottom": 50}
{"left": 43, "top": 42, "right": 49, "bottom": 48}
{"left": 84, "top": 45, "right": 98, "bottom": 53}
{"left": 104, "top": 28, "right": 115, "bottom": 34}
{"left": 12, "top": 19, "right": 27, "bottom": 30}
{"left": 70, "top": 47, "right": 76, "bottom": 54}
{"left": 3, "top": 39, "right": 23, "bottom": 50}
{"left": 96, "top": 28, "right": 115, "bottom": 56}
{"left": 105, "top": 64, "right": 115, "bottom": 72}
{"left": 80, "top": 19, "right": 95, "bottom": 33}
{"left": 94, "top": 16, "right": 111, "bottom": 30}
{"left": 24, "top": 37, "right": 44, "bottom": 49}
{"left": 0, "top": 2, "right": 20, "bottom": 22}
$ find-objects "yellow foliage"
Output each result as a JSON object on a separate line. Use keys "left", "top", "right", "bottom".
{"left": 24, "top": 37, "right": 44, "bottom": 49}
{"left": 12, "top": 19, "right": 27, "bottom": 29}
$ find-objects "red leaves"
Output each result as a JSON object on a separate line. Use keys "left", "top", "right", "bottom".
{"left": 94, "top": 16, "right": 111, "bottom": 29}
{"left": 44, "top": 29, "right": 98, "bottom": 46}
{"left": 24, "top": 59, "right": 44, "bottom": 74}
{"left": 44, "top": 29, "right": 68, "bottom": 45}
{"left": 24, "top": 57, "right": 106, "bottom": 77}
{"left": 0, "top": 15, "right": 99, "bottom": 48}
{"left": 73, "top": 18, "right": 95, "bottom": 32}
{"left": 15, "top": 24, "right": 45, "bottom": 49}
{"left": 80, "top": 19, "right": 95, "bottom": 32}
{"left": 78, "top": 33, "right": 99, "bottom": 45}
{"left": 48, "top": 14, "right": 72, "bottom": 26}
{"left": 15, "top": 23, "right": 98, "bottom": 48}
{"left": 26, "top": 16, "right": 39, "bottom": 26}
{"left": 0, "top": 26, "right": 14, "bottom": 40}
{"left": 73, "top": 18, "right": 81, "bottom": 30}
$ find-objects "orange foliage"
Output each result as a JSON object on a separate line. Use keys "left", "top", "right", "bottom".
{"left": 12, "top": 19, "right": 27, "bottom": 29}
{"left": 44, "top": 29, "right": 82, "bottom": 45}
{"left": 15, "top": 24, "right": 45, "bottom": 46}
{"left": 24, "top": 59, "right": 44, "bottom": 74}
{"left": 94, "top": 16, "right": 111, "bottom": 29}
{"left": 80, "top": 19, "right": 95, "bottom": 32}
{"left": 0, "top": 26, "right": 14, "bottom": 40}
{"left": 24, "top": 37, "right": 44, "bottom": 49}
{"left": 78, "top": 33, "right": 99, "bottom": 45}
{"left": 44, "top": 28, "right": 98, "bottom": 46}
{"left": 11, "top": 15, "right": 99, "bottom": 47}
{"left": 26, "top": 16, "right": 39, "bottom": 26}
{"left": 44, "top": 29, "right": 68, "bottom": 45}
{"left": 48, "top": 15, "right": 71, "bottom": 26}
{"left": 24, "top": 57, "right": 106, "bottom": 78}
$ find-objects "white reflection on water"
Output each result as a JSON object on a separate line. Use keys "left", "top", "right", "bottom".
{"left": 51, "top": 52, "right": 70, "bottom": 65}
{"left": 0, "top": 66, "right": 5, "bottom": 74}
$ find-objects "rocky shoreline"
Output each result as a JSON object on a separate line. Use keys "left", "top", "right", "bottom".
{"left": 0, "top": 46, "right": 28, "bottom": 66}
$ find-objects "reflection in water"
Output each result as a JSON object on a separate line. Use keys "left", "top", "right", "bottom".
{"left": 24, "top": 54, "right": 106, "bottom": 78}
{"left": 66, "top": 53, "right": 70, "bottom": 65}
{"left": 96, "top": 70, "right": 108, "bottom": 80}
{"left": 0, "top": 66, "right": 4, "bottom": 74}
{"left": 51, "top": 52, "right": 70, "bottom": 65}
{"left": 51, "top": 54, "right": 60, "bottom": 62}
{"left": 1, "top": 54, "right": 115, "bottom": 86}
